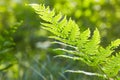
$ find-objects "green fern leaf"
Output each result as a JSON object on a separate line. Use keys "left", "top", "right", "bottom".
{"left": 85, "top": 28, "right": 100, "bottom": 54}
{"left": 30, "top": 4, "right": 120, "bottom": 79}
{"left": 107, "top": 39, "right": 120, "bottom": 51}
{"left": 102, "top": 53, "right": 120, "bottom": 77}
{"left": 77, "top": 28, "right": 90, "bottom": 50}
{"left": 30, "top": 4, "right": 80, "bottom": 46}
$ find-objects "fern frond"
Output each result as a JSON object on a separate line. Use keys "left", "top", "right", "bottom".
{"left": 30, "top": 4, "right": 120, "bottom": 79}
{"left": 30, "top": 4, "right": 54, "bottom": 22}
{"left": 107, "top": 39, "right": 120, "bottom": 53}
{"left": 99, "top": 39, "right": 120, "bottom": 60}
{"left": 84, "top": 28, "right": 100, "bottom": 55}
{"left": 76, "top": 29, "right": 101, "bottom": 66}
{"left": 77, "top": 28, "right": 90, "bottom": 50}
{"left": 102, "top": 53, "right": 120, "bottom": 77}
{"left": 30, "top": 4, "right": 80, "bottom": 46}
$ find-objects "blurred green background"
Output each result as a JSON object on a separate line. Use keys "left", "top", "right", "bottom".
{"left": 0, "top": 0, "right": 120, "bottom": 80}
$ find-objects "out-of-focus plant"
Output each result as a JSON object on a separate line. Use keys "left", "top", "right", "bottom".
{"left": 1, "top": 0, "right": 71, "bottom": 80}
{"left": 0, "top": 0, "right": 19, "bottom": 71}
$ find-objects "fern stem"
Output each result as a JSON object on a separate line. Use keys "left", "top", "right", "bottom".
{"left": 65, "top": 70, "right": 106, "bottom": 78}
{"left": 51, "top": 41, "right": 78, "bottom": 50}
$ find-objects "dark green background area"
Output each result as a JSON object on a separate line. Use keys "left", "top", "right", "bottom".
{"left": 0, "top": 0, "right": 120, "bottom": 80}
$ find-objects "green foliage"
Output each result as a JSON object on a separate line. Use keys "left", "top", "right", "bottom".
{"left": 30, "top": 4, "right": 120, "bottom": 79}
{"left": 30, "top": 4, "right": 80, "bottom": 46}
{"left": 0, "top": 0, "right": 19, "bottom": 71}
{"left": 1, "top": 0, "right": 120, "bottom": 80}
{"left": 45, "top": 0, "right": 120, "bottom": 46}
